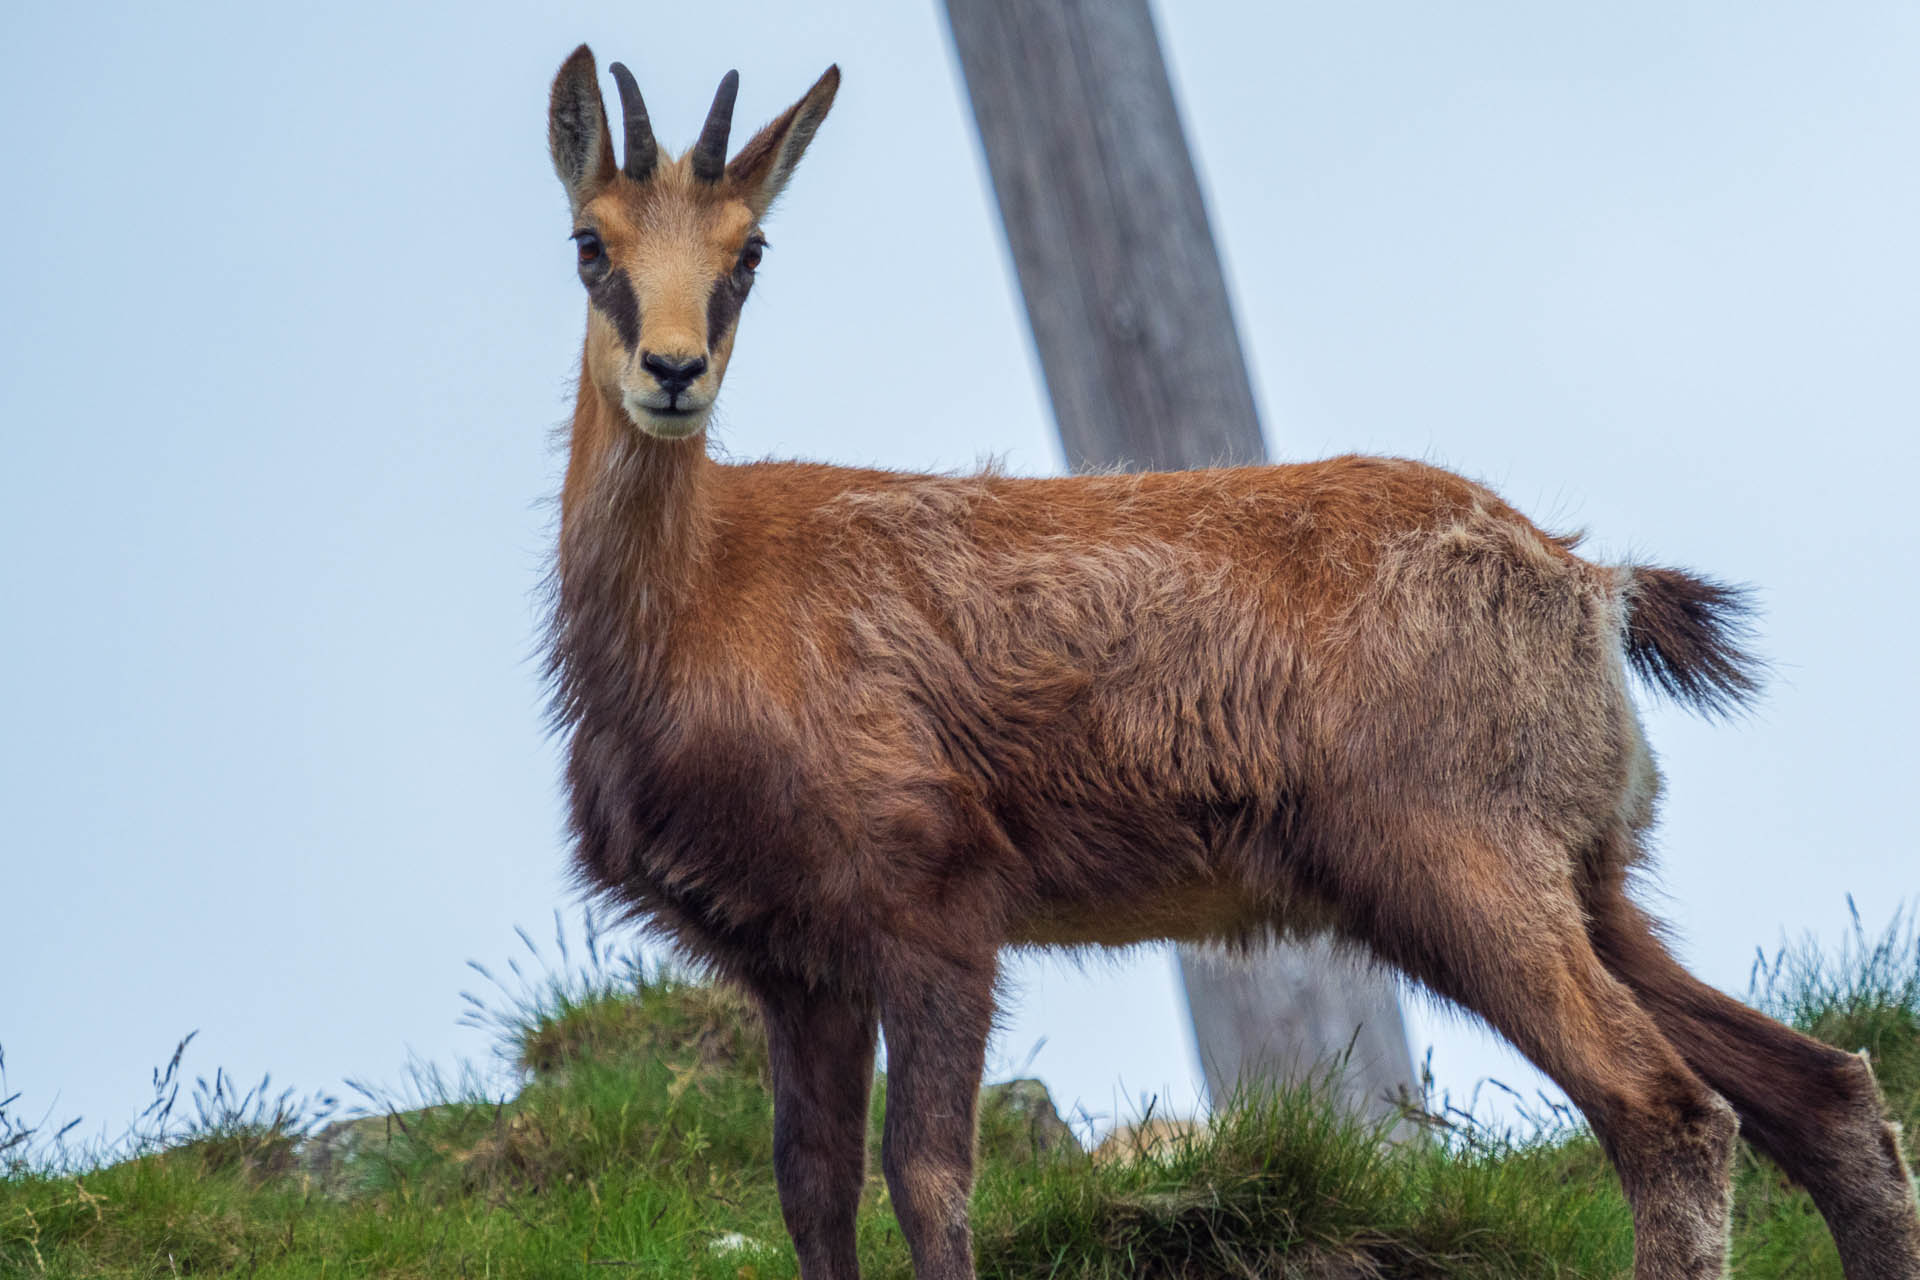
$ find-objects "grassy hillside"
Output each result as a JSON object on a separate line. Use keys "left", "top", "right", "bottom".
{"left": 2, "top": 911, "right": 1914, "bottom": 1278}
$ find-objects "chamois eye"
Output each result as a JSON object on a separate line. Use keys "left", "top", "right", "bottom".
{"left": 740, "top": 237, "right": 766, "bottom": 273}
{"left": 573, "top": 230, "right": 603, "bottom": 267}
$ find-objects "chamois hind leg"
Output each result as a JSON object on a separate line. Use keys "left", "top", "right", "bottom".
{"left": 1586, "top": 880, "right": 1920, "bottom": 1279}
{"left": 754, "top": 978, "right": 879, "bottom": 1280}
{"left": 1341, "top": 824, "right": 1737, "bottom": 1280}
{"left": 877, "top": 952, "right": 997, "bottom": 1280}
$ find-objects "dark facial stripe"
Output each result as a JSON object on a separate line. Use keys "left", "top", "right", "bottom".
{"left": 706, "top": 270, "right": 751, "bottom": 354}
{"left": 589, "top": 267, "right": 641, "bottom": 350}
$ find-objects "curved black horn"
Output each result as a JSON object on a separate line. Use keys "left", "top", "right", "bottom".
{"left": 608, "top": 62, "right": 657, "bottom": 182}
{"left": 691, "top": 70, "right": 739, "bottom": 183}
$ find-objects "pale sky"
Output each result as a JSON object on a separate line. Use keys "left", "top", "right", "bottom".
{"left": 3, "top": 0, "right": 1917, "bottom": 1145}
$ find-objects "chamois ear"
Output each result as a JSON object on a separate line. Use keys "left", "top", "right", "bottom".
{"left": 726, "top": 65, "right": 840, "bottom": 218}
{"left": 549, "top": 44, "right": 618, "bottom": 214}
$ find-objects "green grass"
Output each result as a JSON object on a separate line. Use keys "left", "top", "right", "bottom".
{"left": 3, "top": 907, "right": 1916, "bottom": 1278}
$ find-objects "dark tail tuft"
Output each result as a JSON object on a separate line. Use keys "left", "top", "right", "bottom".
{"left": 1623, "top": 566, "right": 1764, "bottom": 717}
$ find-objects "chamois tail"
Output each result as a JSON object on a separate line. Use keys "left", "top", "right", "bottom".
{"left": 1620, "top": 565, "right": 1764, "bottom": 717}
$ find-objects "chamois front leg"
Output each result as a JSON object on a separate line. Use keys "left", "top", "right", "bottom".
{"left": 756, "top": 980, "right": 879, "bottom": 1280}
{"left": 879, "top": 954, "right": 997, "bottom": 1280}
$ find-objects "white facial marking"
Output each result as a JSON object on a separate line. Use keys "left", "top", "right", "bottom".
{"left": 620, "top": 391, "right": 711, "bottom": 440}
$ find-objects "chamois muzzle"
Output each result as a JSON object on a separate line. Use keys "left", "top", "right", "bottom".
{"left": 641, "top": 352, "right": 708, "bottom": 396}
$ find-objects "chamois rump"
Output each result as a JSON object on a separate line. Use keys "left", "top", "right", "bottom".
{"left": 541, "top": 46, "right": 1920, "bottom": 1280}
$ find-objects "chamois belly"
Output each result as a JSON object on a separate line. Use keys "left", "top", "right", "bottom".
{"left": 1009, "top": 882, "right": 1267, "bottom": 948}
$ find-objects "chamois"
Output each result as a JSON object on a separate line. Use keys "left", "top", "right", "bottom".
{"left": 541, "top": 46, "right": 1920, "bottom": 1280}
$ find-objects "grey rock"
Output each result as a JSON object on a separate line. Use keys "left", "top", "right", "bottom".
{"left": 296, "top": 1108, "right": 443, "bottom": 1197}
{"left": 978, "top": 1077, "right": 1082, "bottom": 1161}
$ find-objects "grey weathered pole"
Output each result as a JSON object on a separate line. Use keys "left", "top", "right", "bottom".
{"left": 941, "top": 0, "right": 1416, "bottom": 1126}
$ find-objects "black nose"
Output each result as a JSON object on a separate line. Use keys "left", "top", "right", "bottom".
{"left": 641, "top": 351, "right": 708, "bottom": 395}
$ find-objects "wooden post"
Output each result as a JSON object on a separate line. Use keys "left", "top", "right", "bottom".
{"left": 942, "top": 0, "right": 1415, "bottom": 1126}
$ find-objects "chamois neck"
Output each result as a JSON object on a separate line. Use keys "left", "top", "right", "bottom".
{"left": 558, "top": 367, "right": 715, "bottom": 607}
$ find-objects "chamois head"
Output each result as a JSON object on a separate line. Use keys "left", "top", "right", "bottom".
{"left": 548, "top": 46, "right": 838, "bottom": 440}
